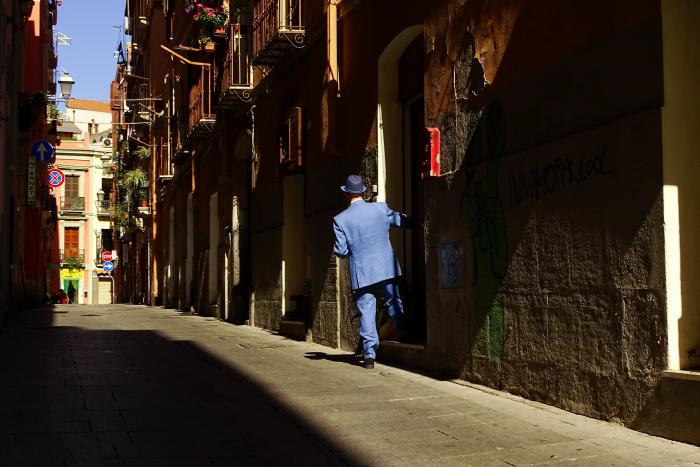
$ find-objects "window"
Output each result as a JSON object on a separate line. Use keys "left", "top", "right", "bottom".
{"left": 64, "top": 227, "right": 79, "bottom": 256}
{"left": 101, "top": 229, "right": 113, "bottom": 251}
{"left": 65, "top": 175, "right": 79, "bottom": 200}
{"left": 279, "top": 107, "right": 303, "bottom": 175}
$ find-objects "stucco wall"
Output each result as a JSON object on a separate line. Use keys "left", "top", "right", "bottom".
{"left": 661, "top": 0, "right": 700, "bottom": 371}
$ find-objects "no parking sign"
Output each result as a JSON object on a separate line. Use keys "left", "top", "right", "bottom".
{"left": 48, "top": 168, "right": 65, "bottom": 188}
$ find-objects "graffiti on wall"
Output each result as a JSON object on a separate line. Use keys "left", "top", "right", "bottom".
{"left": 460, "top": 102, "right": 507, "bottom": 363}
{"left": 508, "top": 146, "right": 611, "bottom": 209}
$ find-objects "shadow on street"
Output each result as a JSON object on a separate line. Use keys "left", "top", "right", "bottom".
{"left": 0, "top": 305, "right": 355, "bottom": 466}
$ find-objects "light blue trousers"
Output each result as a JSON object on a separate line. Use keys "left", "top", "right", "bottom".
{"left": 354, "top": 280, "right": 404, "bottom": 360}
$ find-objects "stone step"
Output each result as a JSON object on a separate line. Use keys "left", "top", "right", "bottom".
{"left": 632, "top": 370, "right": 700, "bottom": 446}
{"left": 278, "top": 319, "right": 306, "bottom": 341}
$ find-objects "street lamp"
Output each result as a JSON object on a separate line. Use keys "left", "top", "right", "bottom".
{"left": 97, "top": 189, "right": 106, "bottom": 212}
{"left": 58, "top": 72, "right": 75, "bottom": 99}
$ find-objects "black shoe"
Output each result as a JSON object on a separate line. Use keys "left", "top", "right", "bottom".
{"left": 363, "top": 358, "right": 375, "bottom": 369}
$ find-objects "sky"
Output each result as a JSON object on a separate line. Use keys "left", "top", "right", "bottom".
{"left": 55, "top": 0, "right": 126, "bottom": 103}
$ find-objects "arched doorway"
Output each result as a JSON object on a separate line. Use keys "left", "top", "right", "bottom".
{"left": 377, "top": 26, "right": 426, "bottom": 340}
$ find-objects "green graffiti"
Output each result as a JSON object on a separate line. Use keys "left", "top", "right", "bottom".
{"left": 461, "top": 102, "right": 508, "bottom": 363}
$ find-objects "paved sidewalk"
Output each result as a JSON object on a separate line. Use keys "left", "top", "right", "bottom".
{"left": 1, "top": 305, "right": 699, "bottom": 466}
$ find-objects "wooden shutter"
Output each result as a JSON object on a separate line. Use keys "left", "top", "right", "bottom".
{"left": 65, "top": 175, "right": 79, "bottom": 199}
{"left": 279, "top": 107, "right": 302, "bottom": 175}
{"left": 64, "top": 227, "right": 79, "bottom": 256}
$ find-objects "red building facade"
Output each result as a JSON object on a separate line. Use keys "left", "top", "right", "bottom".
{"left": 0, "top": 0, "right": 61, "bottom": 317}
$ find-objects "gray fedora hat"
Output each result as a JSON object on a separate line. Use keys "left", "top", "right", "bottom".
{"left": 340, "top": 174, "right": 366, "bottom": 194}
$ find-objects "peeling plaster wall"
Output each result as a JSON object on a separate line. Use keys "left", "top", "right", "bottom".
{"left": 420, "top": 0, "right": 667, "bottom": 424}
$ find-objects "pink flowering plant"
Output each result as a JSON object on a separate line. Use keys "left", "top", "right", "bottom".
{"left": 185, "top": 2, "right": 228, "bottom": 45}
{"left": 189, "top": 3, "right": 228, "bottom": 28}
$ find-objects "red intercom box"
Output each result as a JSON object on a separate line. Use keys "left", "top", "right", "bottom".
{"left": 421, "top": 127, "right": 441, "bottom": 179}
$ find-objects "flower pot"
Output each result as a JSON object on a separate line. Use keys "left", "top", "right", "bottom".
{"left": 203, "top": 41, "right": 216, "bottom": 52}
{"left": 213, "top": 26, "right": 227, "bottom": 38}
{"left": 139, "top": 199, "right": 149, "bottom": 208}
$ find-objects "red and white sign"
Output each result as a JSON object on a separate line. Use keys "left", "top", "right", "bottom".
{"left": 48, "top": 168, "right": 65, "bottom": 188}
{"left": 101, "top": 251, "right": 113, "bottom": 262}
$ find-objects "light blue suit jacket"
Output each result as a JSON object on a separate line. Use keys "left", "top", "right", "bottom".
{"left": 333, "top": 200, "right": 410, "bottom": 290}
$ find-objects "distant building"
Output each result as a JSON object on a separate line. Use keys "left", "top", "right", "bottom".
{"left": 50, "top": 100, "right": 115, "bottom": 304}
{"left": 66, "top": 99, "right": 112, "bottom": 137}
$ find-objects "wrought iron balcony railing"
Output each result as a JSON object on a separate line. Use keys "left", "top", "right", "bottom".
{"left": 96, "top": 199, "right": 113, "bottom": 215}
{"left": 252, "top": 0, "right": 305, "bottom": 66}
{"left": 60, "top": 249, "right": 85, "bottom": 263}
{"left": 60, "top": 196, "right": 85, "bottom": 213}
{"left": 219, "top": 23, "right": 254, "bottom": 109}
{"left": 188, "top": 70, "right": 216, "bottom": 137}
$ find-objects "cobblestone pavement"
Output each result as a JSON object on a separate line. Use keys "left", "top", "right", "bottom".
{"left": 1, "top": 305, "right": 699, "bottom": 466}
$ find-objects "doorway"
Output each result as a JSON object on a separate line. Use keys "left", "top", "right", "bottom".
{"left": 63, "top": 279, "right": 79, "bottom": 304}
{"left": 377, "top": 28, "right": 426, "bottom": 341}
{"left": 402, "top": 94, "right": 426, "bottom": 338}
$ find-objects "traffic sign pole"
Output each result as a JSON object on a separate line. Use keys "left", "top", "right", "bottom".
{"left": 109, "top": 272, "right": 115, "bottom": 304}
{"left": 102, "top": 259, "right": 116, "bottom": 304}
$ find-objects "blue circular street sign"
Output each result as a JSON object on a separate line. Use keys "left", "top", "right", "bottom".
{"left": 103, "top": 261, "right": 114, "bottom": 272}
{"left": 31, "top": 140, "right": 54, "bottom": 163}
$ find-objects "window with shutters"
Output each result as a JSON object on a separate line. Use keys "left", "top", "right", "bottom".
{"left": 65, "top": 175, "right": 79, "bottom": 199}
{"left": 62, "top": 175, "right": 83, "bottom": 212}
{"left": 279, "top": 107, "right": 303, "bottom": 176}
{"left": 64, "top": 227, "right": 80, "bottom": 257}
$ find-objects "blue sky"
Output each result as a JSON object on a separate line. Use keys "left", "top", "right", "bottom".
{"left": 55, "top": 0, "right": 126, "bottom": 102}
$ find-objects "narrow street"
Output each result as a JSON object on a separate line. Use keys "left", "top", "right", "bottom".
{"left": 0, "top": 305, "right": 698, "bottom": 466}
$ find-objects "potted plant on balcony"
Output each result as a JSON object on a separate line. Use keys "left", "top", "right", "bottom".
{"left": 119, "top": 168, "right": 147, "bottom": 217}
{"left": 134, "top": 145, "right": 150, "bottom": 159}
{"left": 188, "top": 2, "right": 228, "bottom": 49}
{"left": 138, "top": 189, "right": 150, "bottom": 208}
{"left": 48, "top": 103, "right": 63, "bottom": 125}
{"left": 60, "top": 255, "right": 85, "bottom": 273}
{"left": 120, "top": 168, "right": 147, "bottom": 198}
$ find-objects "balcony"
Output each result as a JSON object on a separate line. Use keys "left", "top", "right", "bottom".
{"left": 188, "top": 71, "right": 216, "bottom": 138}
{"left": 96, "top": 200, "right": 113, "bottom": 216}
{"left": 252, "top": 0, "right": 305, "bottom": 67}
{"left": 60, "top": 196, "right": 85, "bottom": 214}
{"left": 218, "top": 23, "right": 254, "bottom": 110}
{"left": 60, "top": 249, "right": 85, "bottom": 263}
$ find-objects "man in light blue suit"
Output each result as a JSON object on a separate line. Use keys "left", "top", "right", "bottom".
{"left": 333, "top": 175, "right": 411, "bottom": 369}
